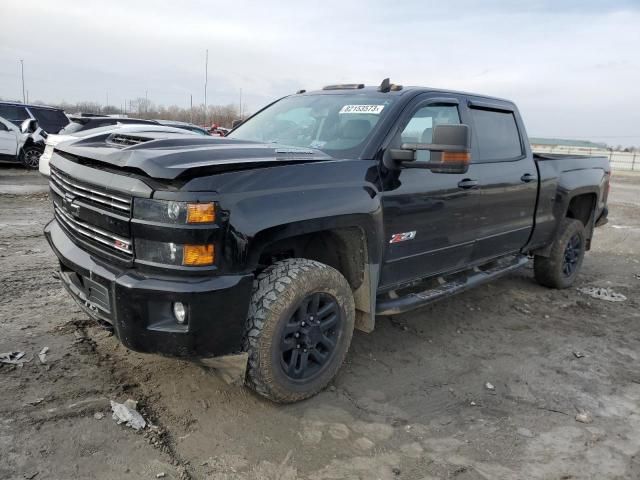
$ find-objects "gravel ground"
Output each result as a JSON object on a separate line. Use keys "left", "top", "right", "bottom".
{"left": 1, "top": 167, "right": 639, "bottom": 480}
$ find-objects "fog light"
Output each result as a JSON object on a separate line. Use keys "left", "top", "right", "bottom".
{"left": 173, "top": 302, "right": 187, "bottom": 324}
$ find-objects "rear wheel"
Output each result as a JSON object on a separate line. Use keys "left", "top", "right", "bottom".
{"left": 20, "top": 146, "right": 42, "bottom": 169}
{"left": 243, "top": 258, "right": 355, "bottom": 403}
{"left": 534, "top": 218, "right": 586, "bottom": 289}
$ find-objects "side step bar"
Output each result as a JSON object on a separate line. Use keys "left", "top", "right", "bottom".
{"left": 376, "top": 255, "right": 529, "bottom": 316}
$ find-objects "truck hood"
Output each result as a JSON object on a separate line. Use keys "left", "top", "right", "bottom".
{"left": 54, "top": 133, "right": 334, "bottom": 180}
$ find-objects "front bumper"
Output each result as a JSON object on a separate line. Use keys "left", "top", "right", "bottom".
{"left": 45, "top": 219, "right": 254, "bottom": 358}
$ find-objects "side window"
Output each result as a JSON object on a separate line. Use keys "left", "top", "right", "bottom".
{"left": 398, "top": 105, "right": 460, "bottom": 162}
{"left": 0, "top": 122, "right": 8, "bottom": 131}
{"left": 0, "top": 105, "right": 30, "bottom": 122}
{"left": 470, "top": 108, "right": 523, "bottom": 162}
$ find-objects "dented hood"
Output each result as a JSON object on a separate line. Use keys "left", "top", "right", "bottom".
{"left": 54, "top": 132, "right": 333, "bottom": 180}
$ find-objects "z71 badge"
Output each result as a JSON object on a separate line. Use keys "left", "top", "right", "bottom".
{"left": 389, "top": 231, "right": 416, "bottom": 244}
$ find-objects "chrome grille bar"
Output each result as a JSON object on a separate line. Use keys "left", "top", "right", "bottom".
{"left": 54, "top": 204, "right": 132, "bottom": 255}
{"left": 50, "top": 166, "right": 131, "bottom": 213}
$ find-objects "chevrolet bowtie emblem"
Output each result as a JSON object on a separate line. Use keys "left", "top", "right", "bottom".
{"left": 64, "top": 193, "right": 80, "bottom": 215}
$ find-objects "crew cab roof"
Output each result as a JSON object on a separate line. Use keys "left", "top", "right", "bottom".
{"left": 297, "top": 84, "right": 513, "bottom": 105}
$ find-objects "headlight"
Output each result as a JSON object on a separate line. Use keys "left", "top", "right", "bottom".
{"left": 135, "top": 239, "right": 215, "bottom": 266}
{"left": 133, "top": 199, "right": 215, "bottom": 224}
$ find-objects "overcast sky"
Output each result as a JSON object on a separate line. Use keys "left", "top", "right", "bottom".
{"left": 1, "top": 0, "right": 639, "bottom": 145}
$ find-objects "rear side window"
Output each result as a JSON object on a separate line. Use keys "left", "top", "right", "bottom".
{"left": 470, "top": 108, "right": 523, "bottom": 162}
{"left": 0, "top": 105, "right": 30, "bottom": 123}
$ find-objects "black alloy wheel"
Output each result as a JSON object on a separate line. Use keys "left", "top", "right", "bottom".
{"left": 534, "top": 218, "right": 586, "bottom": 289}
{"left": 279, "top": 292, "right": 342, "bottom": 381}
{"left": 243, "top": 258, "right": 355, "bottom": 403}
{"left": 562, "top": 233, "right": 582, "bottom": 278}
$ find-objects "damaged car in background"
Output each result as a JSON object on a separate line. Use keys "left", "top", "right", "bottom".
{"left": 43, "top": 79, "right": 610, "bottom": 403}
{"left": 0, "top": 101, "right": 70, "bottom": 168}
{"left": 0, "top": 115, "right": 48, "bottom": 169}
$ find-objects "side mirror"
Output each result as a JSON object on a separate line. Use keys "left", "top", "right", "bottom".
{"left": 387, "top": 124, "right": 471, "bottom": 174}
{"left": 21, "top": 118, "right": 38, "bottom": 134}
{"left": 231, "top": 119, "right": 243, "bottom": 129}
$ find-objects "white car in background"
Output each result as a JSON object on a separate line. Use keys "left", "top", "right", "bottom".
{"left": 0, "top": 116, "right": 49, "bottom": 168}
{"left": 39, "top": 124, "right": 199, "bottom": 177}
{"left": 0, "top": 116, "right": 26, "bottom": 163}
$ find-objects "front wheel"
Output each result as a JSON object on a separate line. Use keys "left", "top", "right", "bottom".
{"left": 243, "top": 258, "right": 355, "bottom": 403}
{"left": 534, "top": 218, "right": 586, "bottom": 289}
{"left": 20, "top": 146, "right": 43, "bottom": 169}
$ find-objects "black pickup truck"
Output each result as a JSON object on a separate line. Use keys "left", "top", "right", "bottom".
{"left": 44, "top": 80, "right": 610, "bottom": 402}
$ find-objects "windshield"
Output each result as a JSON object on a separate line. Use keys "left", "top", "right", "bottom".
{"left": 227, "top": 93, "right": 396, "bottom": 158}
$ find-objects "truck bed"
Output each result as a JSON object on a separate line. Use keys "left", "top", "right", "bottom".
{"left": 534, "top": 152, "right": 607, "bottom": 162}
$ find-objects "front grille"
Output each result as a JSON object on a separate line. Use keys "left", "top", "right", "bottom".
{"left": 50, "top": 165, "right": 131, "bottom": 214}
{"left": 54, "top": 204, "right": 132, "bottom": 255}
{"left": 50, "top": 164, "right": 133, "bottom": 260}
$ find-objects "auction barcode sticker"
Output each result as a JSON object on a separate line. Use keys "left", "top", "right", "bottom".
{"left": 339, "top": 105, "right": 385, "bottom": 114}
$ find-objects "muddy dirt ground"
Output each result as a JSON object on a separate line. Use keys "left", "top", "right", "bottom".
{"left": 1, "top": 167, "right": 639, "bottom": 480}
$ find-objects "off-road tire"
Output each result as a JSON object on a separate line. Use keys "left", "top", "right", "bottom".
{"left": 243, "top": 258, "right": 355, "bottom": 403}
{"left": 534, "top": 218, "right": 586, "bottom": 289}
{"left": 20, "top": 146, "right": 42, "bottom": 169}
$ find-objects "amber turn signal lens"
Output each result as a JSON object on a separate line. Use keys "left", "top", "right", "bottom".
{"left": 442, "top": 152, "right": 471, "bottom": 163}
{"left": 183, "top": 244, "right": 215, "bottom": 266}
{"left": 186, "top": 203, "right": 215, "bottom": 223}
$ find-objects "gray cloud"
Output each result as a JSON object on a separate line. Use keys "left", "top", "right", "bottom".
{"left": 1, "top": 0, "right": 638, "bottom": 145}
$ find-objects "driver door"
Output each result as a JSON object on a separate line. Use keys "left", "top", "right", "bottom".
{"left": 379, "top": 94, "right": 480, "bottom": 289}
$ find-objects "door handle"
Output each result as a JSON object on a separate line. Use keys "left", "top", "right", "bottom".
{"left": 457, "top": 179, "right": 479, "bottom": 189}
{"left": 521, "top": 173, "right": 537, "bottom": 183}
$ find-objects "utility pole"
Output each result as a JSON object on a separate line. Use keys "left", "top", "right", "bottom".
{"left": 239, "top": 88, "right": 242, "bottom": 120}
{"left": 145, "top": 90, "right": 148, "bottom": 117}
{"left": 106, "top": 91, "right": 109, "bottom": 110}
{"left": 20, "top": 59, "right": 26, "bottom": 103}
{"left": 190, "top": 94, "right": 193, "bottom": 124}
{"left": 204, "top": 49, "right": 208, "bottom": 126}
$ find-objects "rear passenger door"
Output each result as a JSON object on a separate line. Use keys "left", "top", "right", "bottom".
{"left": 465, "top": 100, "right": 538, "bottom": 262}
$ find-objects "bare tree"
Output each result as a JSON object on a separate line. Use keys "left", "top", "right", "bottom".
{"left": 0, "top": 96, "right": 245, "bottom": 128}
